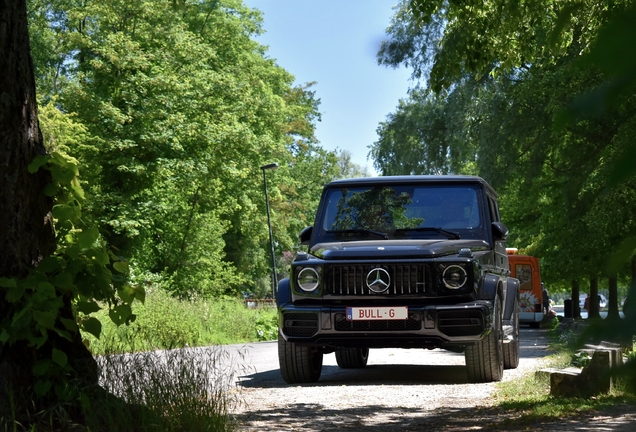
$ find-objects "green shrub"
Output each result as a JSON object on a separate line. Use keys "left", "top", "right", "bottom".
{"left": 255, "top": 311, "right": 278, "bottom": 341}
{"left": 83, "top": 290, "right": 278, "bottom": 355}
{"left": 133, "top": 290, "right": 202, "bottom": 349}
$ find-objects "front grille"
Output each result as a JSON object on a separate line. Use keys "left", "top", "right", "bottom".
{"left": 438, "top": 310, "right": 484, "bottom": 337}
{"left": 334, "top": 313, "right": 422, "bottom": 331}
{"left": 283, "top": 313, "right": 319, "bottom": 337}
{"left": 326, "top": 264, "right": 430, "bottom": 296}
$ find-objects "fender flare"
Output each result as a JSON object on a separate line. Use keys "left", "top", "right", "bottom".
{"left": 502, "top": 277, "right": 520, "bottom": 322}
{"left": 478, "top": 274, "right": 500, "bottom": 301}
{"left": 277, "top": 278, "right": 291, "bottom": 308}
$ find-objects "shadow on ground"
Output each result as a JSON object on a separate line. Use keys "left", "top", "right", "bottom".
{"left": 233, "top": 401, "right": 636, "bottom": 431}
{"left": 238, "top": 364, "right": 469, "bottom": 389}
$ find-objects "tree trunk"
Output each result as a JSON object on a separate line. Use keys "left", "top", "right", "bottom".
{"left": 625, "top": 256, "right": 636, "bottom": 319}
{"left": 588, "top": 276, "right": 600, "bottom": 319}
{"left": 572, "top": 279, "right": 581, "bottom": 319}
{"left": 607, "top": 275, "right": 620, "bottom": 320}
{"left": 0, "top": 0, "right": 96, "bottom": 422}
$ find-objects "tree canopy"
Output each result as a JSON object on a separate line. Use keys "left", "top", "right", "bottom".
{"left": 28, "top": 0, "right": 343, "bottom": 298}
{"left": 374, "top": 0, "right": 636, "bottom": 290}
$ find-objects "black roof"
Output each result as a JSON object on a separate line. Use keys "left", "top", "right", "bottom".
{"left": 325, "top": 175, "right": 498, "bottom": 197}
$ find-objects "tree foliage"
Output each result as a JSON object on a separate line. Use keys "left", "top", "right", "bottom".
{"left": 28, "top": 0, "right": 341, "bottom": 298}
{"left": 374, "top": 0, "right": 636, "bottom": 291}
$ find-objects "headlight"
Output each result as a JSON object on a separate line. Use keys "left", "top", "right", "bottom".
{"left": 297, "top": 267, "right": 320, "bottom": 292}
{"left": 442, "top": 265, "right": 468, "bottom": 289}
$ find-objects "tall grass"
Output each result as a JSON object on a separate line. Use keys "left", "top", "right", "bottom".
{"left": 84, "top": 289, "right": 278, "bottom": 355}
{"left": 84, "top": 342, "right": 242, "bottom": 431}
{"left": 2, "top": 290, "right": 272, "bottom": 431}
{"left": 1, "top": 326, "right": 246, "bottom": 431}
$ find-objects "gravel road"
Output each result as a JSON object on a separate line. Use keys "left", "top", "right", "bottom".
{"left": 227, "top": 327, "right": 636, "bottom": 431}
{"left": 228, "top": 326, "right": 628, "bottom": 431}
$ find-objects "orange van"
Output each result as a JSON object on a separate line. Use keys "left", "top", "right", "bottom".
{"left": 507, "top": 248, "right": 544, "bottom": 327}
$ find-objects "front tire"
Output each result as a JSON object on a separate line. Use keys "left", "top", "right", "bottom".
{"left": 278, "top": 332, "right": 323, "bottom": 384}
{"left": 465, "top": 297, "right": 504, "bottom": 383}
{"left": 335, "top": 348, "right": 369, "bottom": 369}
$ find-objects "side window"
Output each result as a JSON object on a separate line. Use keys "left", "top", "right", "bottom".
{"left": 516, "top": 264, "right": 533, "bottom": 290}
{"left": 488, "top": 197, "right": 500, "bottom": 223}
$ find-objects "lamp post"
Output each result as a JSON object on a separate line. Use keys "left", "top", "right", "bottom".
{"left": 260, "top": 162, "right": 279, "bottom": 300}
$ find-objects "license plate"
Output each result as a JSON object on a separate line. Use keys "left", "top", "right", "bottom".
{"left": 346, "top": 306, "right": 408, "bottom": 321}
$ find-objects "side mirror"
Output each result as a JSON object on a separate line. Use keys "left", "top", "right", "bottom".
{"left": 491, "top": 222, "right": 509, "bottom": 241}
{"left": 299, "top": 226, "right": 313, "bottom": 245}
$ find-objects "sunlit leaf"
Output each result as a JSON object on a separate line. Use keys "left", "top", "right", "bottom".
{"left": 133, "top": 285, "right": 146, "bottom": 304}
{"left": 117, "top": 285, "right": 135, "bottom": 303}
{"left": 52, "top": 204, "right": 75, "bottom": 222}
{"left": 28, "top": 155, "right": 50, "bottom": 173}
{"left": 113, "top": 261, "right": 129, "bottom": 273}
{"left": 109, "top": 304, "right": 132, "bottom": 326}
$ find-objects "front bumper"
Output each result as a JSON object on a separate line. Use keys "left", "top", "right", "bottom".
{"left": 279, "top": 301, "right": 494, "bottom": 349}
{"left": 519, "top": 312, "right": 544, "bottom": 323}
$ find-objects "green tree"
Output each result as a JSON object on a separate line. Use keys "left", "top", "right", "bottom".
{"left": 28, "top": 0, "right": 338, "bottom": 298}
{"left": 337, "top": 149, "right": 371, "bottom": 178}
{"left": 375, "top": 0, "right": 636, "bottom": 302}
{"left": 2, "top": 1, "right": 144, "bottom": 425}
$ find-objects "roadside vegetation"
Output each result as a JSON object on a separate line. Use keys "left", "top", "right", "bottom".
{"left": 3, "top": 0, "right": 636, "bottom": 430}
{"left": 492, "top": 324, "right": 636, "bottom": 428}
{"left": 3, "top": 293, "right": 275, "bottom": 431}
{"left": 83, "top": 290, "right": 278, "bottom": 356}
{"left": 18, "top": 346, "right": 240, "bottom": 432}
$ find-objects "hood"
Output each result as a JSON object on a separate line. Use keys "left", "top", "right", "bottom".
{"left": 309, "top": 239, "right": 491, "bottom": 260}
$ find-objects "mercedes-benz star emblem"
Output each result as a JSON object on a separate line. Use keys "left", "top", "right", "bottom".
{"left": 366, "top": 268, "right": 391, "bottom": 293}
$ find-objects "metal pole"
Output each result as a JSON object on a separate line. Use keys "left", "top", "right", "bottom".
{"left": 261, "top": 164, "right": 278, "bottom": 299}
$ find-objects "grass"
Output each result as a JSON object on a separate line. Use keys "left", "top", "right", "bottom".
{"left": 83, "top": 289, "right": 278, "bottom": 355}
{"left": 1, "top": 329, "right": 246, "bottom": 432}
{"left": 2, "top": 290, "right": 274, "bottom": 431}
{"left": 491, "top": 324, "right": 636, "bottom": 429}
{"left": 84, "top": 342, "right": 242, "bottom": 431}
{"left": 494, "top": 374, "right": 636, "bottom": 429}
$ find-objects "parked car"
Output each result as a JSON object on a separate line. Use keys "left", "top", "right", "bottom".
{"left": 579, "top": 293, "right": 607, "bottom": 310}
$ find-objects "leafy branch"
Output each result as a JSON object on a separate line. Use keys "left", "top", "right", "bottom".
{"left": 0, "top": 151, "right": 144, "bottom": 395}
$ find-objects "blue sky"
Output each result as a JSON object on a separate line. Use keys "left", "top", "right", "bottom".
{"left": 243, "top": 0, "right": 412, "bottom": 175}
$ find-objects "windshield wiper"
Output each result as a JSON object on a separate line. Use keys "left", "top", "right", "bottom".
{"left": 329, "top": 228, "right": 389, "bottom": 240}
{"left": 394, "top": 227, "right": 461, "bottom": 239}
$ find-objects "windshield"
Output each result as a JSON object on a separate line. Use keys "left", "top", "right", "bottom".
{"left": 320, "top": 184, "right": 482, "bottom": 239}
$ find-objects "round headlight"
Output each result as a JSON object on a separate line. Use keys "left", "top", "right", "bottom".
{"left": 442, "top": 265, "right": 468, "bottom": 289}
{"left": 297, "top": 267, "right": 320, "bottom": 292}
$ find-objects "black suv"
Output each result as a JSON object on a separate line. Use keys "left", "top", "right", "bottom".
{"left": 277, "top": 175, "right": 520, "bottom": 383}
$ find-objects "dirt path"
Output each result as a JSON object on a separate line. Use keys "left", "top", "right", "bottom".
{"left": 228, "top": 327, "right": 636, "bottom": 431}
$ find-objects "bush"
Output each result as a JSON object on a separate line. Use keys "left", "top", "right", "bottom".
{"left": 83, "top": 290, "right": 278, "bottom": 355}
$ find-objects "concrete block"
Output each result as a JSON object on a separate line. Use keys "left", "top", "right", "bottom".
{"left": 549, "top": 344, "right": 621, "bottom": 398}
